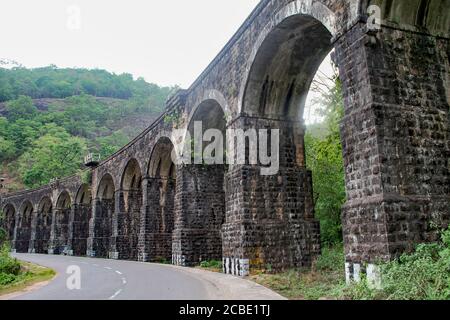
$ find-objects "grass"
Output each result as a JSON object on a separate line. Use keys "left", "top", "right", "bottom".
{"left": 0, "top": 261, "right": 56, "bottom": 297}
{"left": 250, "top": 245, "right": 347, "bottom": 300}
{"left": 197, "top": 260, "right": 223, "bottom": 273}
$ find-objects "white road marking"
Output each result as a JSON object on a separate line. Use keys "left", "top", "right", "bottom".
{"left": 122, "top": 278, "right": 127, "bottom": 285}
{"left": 104, "top": 267, "right": 112, "bottom": 270}
{"left": 115, "top": 270, "right": 122, "bottom": 275}
{"left": 109, "top": 289, "right": 122, "bottom": 300}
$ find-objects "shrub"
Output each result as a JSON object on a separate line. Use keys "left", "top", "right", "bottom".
{"left": 0, "top": 244, "right": 21, "bottom": 276}
{"left": 0, "top": 272, "right": 17, "bottom": 286}
{"left": 343, "top": 227, "right": 450, "bottom": 300}
{"left": 314, "top": 244, "right": 344, "bottom": 272}
{"left": 200, "top": 260, "right": 222, "bottom": 269}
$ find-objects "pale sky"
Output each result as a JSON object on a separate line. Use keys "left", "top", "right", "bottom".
{"left": 0, "top": 0, "right": 333, "bottom": 123}
{"left": 0, "top": 0, "right": 261, "bottom": 88}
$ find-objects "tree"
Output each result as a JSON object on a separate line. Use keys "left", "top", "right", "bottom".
{"left": 305, "top": 66, "right": 345, "bottom": 246}
{"left": 0, "top": 137, "right": 16, "bottom": 162}
{"left": 5, "top": 95, "right": 37, "bottom": 122}
{"left": 17, "top": 130, "right": 87, "bottom": 188}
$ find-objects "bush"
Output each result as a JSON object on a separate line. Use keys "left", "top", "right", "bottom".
{"left": 0, "top": 244, "right": 21, "bottom": 276}
{"left": 200, "top": 260, "right": 222, "bottom": 269}
{"left": 314, "top": 244, "right": 345, "bottom": 272}
{"left": 343, "top": 227, "right": 450, "bottom": 300}
{"left": 0, "top": 273, "right": 17, "bottom": 286}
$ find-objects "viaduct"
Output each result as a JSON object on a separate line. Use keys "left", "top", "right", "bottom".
{"left": 1, "top": 0, "right": 449, "bottom": 282}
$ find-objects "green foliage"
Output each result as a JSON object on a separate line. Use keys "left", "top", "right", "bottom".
{"left": 0, "top": 244, "right": 21, "bottom": 276}
{"left": 305, "top": 77, "right": 345, "bottom": 246}
{"left": 0, "top": 136, "right": 16, "bottom": 162}
{"left": 314, "top": 244, "right": 345, "bottom": 272}
{"left": 342, "top": 227, "right": 450, "bottom": 300}
{"left": 0, "top": 66, "right": 174, "bottom": 189}
{"left": 4, "top": 95, "right": 37, "bottom": 121}
{"left": 251, "top": 245, "right": 346, "bottom": 300}
{"left": 0, "top": 66, "right": 174, "bottom": 103}
{"left": 96, "top": 131, "right": 130, "bottom": 160}
{"left": 17, "top": 129, "right": 87, "bottom": 188}
{"left": 200, "top": 260, "right": 223, "bottom": 269}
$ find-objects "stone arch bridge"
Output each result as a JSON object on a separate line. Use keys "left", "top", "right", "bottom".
{"left": 1, "top": 0, "right": 449, "bottom": 281}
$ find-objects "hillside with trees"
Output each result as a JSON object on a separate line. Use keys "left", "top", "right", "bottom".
{"left": 0, "top": 65, "right": 175, "bottom": 192}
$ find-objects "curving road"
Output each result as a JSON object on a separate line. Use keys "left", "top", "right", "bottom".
{"left": 5, "top": 253, "right": 285, "bottom": 300}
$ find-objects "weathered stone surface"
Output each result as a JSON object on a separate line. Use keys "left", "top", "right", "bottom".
{"left": 1, "top": 0, "right": 448, "bottom": 278}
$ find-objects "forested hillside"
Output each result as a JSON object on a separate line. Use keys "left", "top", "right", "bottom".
{"left": 0, "top": 65, "right": 175, "bottom": 192}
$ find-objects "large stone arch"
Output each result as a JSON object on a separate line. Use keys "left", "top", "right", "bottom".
{"left": 172, "top": 98, "right": 227, "bottom": 266}
{"left": 35, "top": 196, "right": 52, "bottom": 254}
{"left": 115, "top": 158, "right": 143, "bottom": 260}
{"left": 2, "top": 203, "right": 17, "bottom": 243}
{"left": 223, "top": 8, "right": 330, "bottom": 275}
{"left": 16, "top": 200, "right": 34, "bottom": 253}
{"left": 237, "top": 0, "right": 337, "bottom": 116}
{"left": 51, "top": 190, "right": 71, "bottom": 254}
{"left": 72, "top": 184, "right": 92, "bottom": 256}
{"left": 138, "top": 137, "right": 177, "bottom": 262}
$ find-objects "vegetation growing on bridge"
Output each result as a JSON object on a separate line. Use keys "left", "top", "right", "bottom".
{"left": 0, "top": 64, "right": 176, "bottom": 191}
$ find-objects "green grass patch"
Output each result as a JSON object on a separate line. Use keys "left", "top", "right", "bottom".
{"left": 251, "top": 227, "right": 450, "bottom": 300}
{"left": 0, "top": 244, "right": 55, "bottom": 297}
{"left": 198, "top": 260, "right": 223, "bottom": 272}
{"left": 250, "top": 245, "right": 346, "bottom": 300}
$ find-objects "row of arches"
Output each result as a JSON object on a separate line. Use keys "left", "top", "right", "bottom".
{"left": 1, "top": 9, "right": 328, "bottom": 269}
{"left": 2, "top": 186, "right": 91, "bottom": 255}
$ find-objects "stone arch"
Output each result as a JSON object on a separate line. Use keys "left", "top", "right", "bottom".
{"left": 237, "top": 1, "right": 337, "bottom": 115}
{"left": 121, "top": 158, "right": 143, "bottom": 192}
{"left": 2, "top": 203, "right": 17, "bottom": 242}
{"left": 53, "top": 190, "right": 71, "bottom": 254}
{"left": 72, "top": 184, "right": 92, "bottom": 256}
{"left": 16, "top": 200, "right": 34, "bottom": 253}
{"left": 223, "top": 8, "right": 332, "bottom": 273}
{"left": 172, "top": 98, "right": 226, "bottom": 266}
{"left": 97, "top": 173, "right": 115, "bottom": 200}
{"left": 149, "top": 137, "right": 176, "bottom": 179}
{"left": 141, "top": 137, "right": 177, "bottom": 262}
{"left": 117, "top": 158, "right": 143, "bottom": 260}
{"left": 76, "top": 184, "right": 92, "bottom": 205}
{"left": 35, "top": 196, "right": 53, "bottom": 254}
{"left": 240, "top": 15, "right": 333, "bottom": 120}
{"left": 93, "top": 173, "right": 115, "bottom": 258}
{"left": 367, "top": 0, "right": 450, "bottom": 34}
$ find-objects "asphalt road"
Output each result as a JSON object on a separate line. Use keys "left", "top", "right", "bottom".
{"left": 7, "top": 253, "right": 285, "bottom": 300}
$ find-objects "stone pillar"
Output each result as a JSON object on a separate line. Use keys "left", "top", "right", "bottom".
{"left": 71, "top": 203, "right": 91, "bottom": 256}
{"left": 138, "top": 177, "right": 175, "bottom": 263}
{"left": 110, "top": 188, "right": 141, "bottom": 260}
{"left": 108, "top": 190, "right": 126, "bottom": 260}
{"left": 66, "top": 204, "right": 76, "bottom": 256}
{"left": 28, "top": 208, "right": 38, "bottom": 253}
{"left": 172, "top": 164, "right": 225, "bottom": 266}
{"left": 138, "top": 177, "right": 150, "bottom": 262}
{"left": 222, "top": 117, "right": 320, "bottom": 276}
{"left": 11, "top": 210, "right": 18, "bottom": 253}
{"left": 86, "top": 198, "right": 101, "bottom": 257}
{"left": 47, "top": 208, "right": 57, "bottom": 254}
{"left": 15, "top": 209, "right": 35, "bottom": 253}
{"left": 334, "top": 23, "right": 450, "bottom": 282}
{"left": 87, "top": 198, "right": 113, "bottom": 258}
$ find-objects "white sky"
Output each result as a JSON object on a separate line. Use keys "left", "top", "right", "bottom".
{"left": 0, "top": 0, "right": 333, "bottom": 123}
{"left": 0, "top": 0, "right": 261, "bottom": 88}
